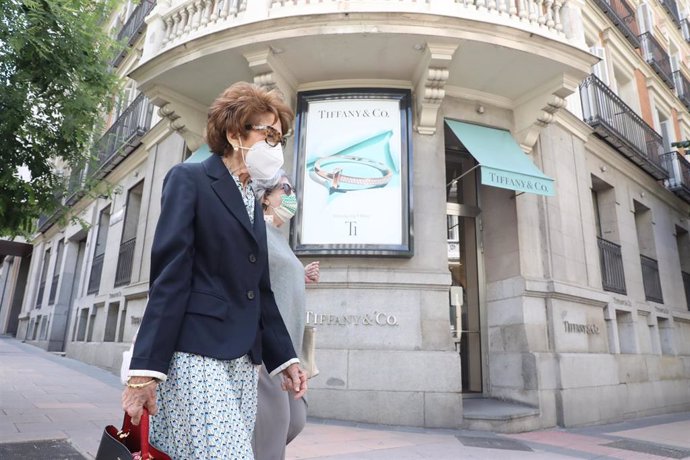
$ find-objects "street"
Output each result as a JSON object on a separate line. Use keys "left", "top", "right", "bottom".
{"left": 1, "top": 336, "right": 690, "bottom": 459}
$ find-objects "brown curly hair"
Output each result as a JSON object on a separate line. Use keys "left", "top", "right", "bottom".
{"left": 206, "top": 82, "right": 294, "bottom": 157}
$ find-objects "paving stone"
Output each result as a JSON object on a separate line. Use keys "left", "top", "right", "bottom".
{"left": 604, "top": 439, "right": 690, "bottom": 459}
{"left": 0, "top": 439, "right": 86, "bottom": 459}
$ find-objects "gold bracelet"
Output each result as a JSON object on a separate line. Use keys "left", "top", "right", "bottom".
{"left": 126, "top": 378, "right": 156, "bottom": 389}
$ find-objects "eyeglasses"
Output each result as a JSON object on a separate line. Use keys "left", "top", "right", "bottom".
{"left": 245, "top": 124, "right": 287, "bottom": 148}
{"left": 274, "top": 183, "right": 293, "bottom": 196}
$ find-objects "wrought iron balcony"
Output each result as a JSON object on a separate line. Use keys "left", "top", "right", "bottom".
{"left": 90, "top": 93, "right": 154, "bottom": 182}
{"left": 660, "top": 151, "right": 690, "bottom": 203}
{"left": 639, "top": 32, "right": 675, "bottom": 89}
{"left": 673, "top": 70, "right": 690, "bottom": 110}
{"left": 659, "top": 0, "right": 681, "bottom": 27}
{"left": 597, "top": 237, "right": 627, "bottom": 295}
{"left": 683, "top": 18, "right": 690, "bottom": 43}
{"left": 592, "top": 0, "right": 640, "bottom": 48}
{"left": 87, "top": 253, "right": 105, "bottom": 295}
{"left": 579, "top": 74, "right": 668, "bottom": 180}
{"left": 114, "top": 238, "right": 136, "bottom": 287}
{"left": 112, "top": 1, "right": 157, "bottom": 68}
{"left": 683, "top": 271, "right": 690, "bottom": 310}
{"left": 640, "top": 255, "right": 663, "bottom": 304}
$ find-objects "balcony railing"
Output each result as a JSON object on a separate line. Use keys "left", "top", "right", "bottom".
{"left": 683, "top": 18, "right": 690, "bottom": 43}
{"left": 673, "top": 70, "right": 690, "bottom": 110}
{"left": 640, "top": 255, "right": 663, "bottom": 304}
{"left": 87, "top": 253, "right": 105, "bottom": 295}
{"left": 154, "top": 0, "right": 572, "bottom": 55}
{"left": 580, "top": 74, "right": 668, "bottom": 180}
{"left": 659, "top": 0, "right": 681, "bottom": 26}
{"left": 592, "top": 0, "right": 640, "bottom": 48}
{"left": 90, "top": 93, "right": 154, "bottom": 182}
{"left": 114, "top": 238, "right": 136, "bottom": 287}
{"left": 598, "top": 237, "right": 627, "bottom": 294}
{"left": 48, "top": 274, "right": 59, "bottom": 305}
{"left": 112, "top": 1, "right": 157, "bottom": 67}
{"left": 35, "top": 281, "right": 45, "bottom": 308}
{"left": 660, "top": 151, "right": 690, "bottom": 202}
{"left": 639, "top": 32, "right": 675, "bottom": 89}
{"left": 683, "top": 271, "right": 690, "bottom": 310}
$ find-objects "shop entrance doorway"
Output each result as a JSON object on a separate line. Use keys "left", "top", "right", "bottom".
{"left": 446, "top": 139, "right": 482, "bottom": 393}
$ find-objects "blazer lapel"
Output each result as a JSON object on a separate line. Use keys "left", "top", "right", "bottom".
{"left": 204, "top": 155, "right": 257, "bottom": 243}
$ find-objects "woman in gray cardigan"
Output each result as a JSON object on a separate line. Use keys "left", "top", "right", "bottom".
{"left": 252, "top": 170, "right": 319, "bottom": 459}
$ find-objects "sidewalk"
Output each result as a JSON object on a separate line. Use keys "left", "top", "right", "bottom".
{"left": 1, "top": 336, "right": 689, "bottom": 459}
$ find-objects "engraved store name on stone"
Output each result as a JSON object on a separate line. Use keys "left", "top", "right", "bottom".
{"left": 563, "top": 321, "right": 600, "bottom": 334}
{"left": 306, "top": 311, "right": 399, "bottom": 326}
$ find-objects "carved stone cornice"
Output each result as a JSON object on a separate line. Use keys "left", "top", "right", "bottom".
{"left": 145, "top": 85, "right": 207, "bottom": 151}
{"left": 513, "top": 73, "right": 582, "bottom": 152}
{"left": 244, "top": 48, "right": 298, "bottom": 111}
{"left": 413, "top": 43, "right": 458, "bottom": 135}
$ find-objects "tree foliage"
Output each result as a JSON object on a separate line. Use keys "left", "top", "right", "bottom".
{"left": 0, "top": 0, "right": 120, "bottom": 236}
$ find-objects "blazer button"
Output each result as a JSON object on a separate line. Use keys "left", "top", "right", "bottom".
{"left": 249, "top": 253, "right": 257, "bottom": 263}
{"left": 247, "top": 290, "right": 255, "bottom": 300}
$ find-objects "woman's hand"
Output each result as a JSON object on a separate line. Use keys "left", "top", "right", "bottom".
{"left": 280, "top": 363, "right": 307, "bottom": 399}
{"left": 304, "top": 261, "right": 320, "bottom": 284}
{"left": 122, "top": 377, "right": 159, "bottom": 425}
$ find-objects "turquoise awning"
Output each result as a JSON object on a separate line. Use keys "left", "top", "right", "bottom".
{"left": 445, "top": 120, "right": 555, "bottom": 196}
{"left": 185, "top": 143, "right": 212, "bottom": 163}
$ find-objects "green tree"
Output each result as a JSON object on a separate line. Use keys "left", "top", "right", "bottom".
{"left": 0, "top": 0, "right": 120, "bottom": 236}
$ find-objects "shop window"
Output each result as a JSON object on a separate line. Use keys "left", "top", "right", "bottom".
{"left": 657, "top": 317, "right": 676, "bottom": 355}
{"left": 104, "top": 302, "right": 120, "bottom": 342}
{"left": 86, "top": 308, "right": 97, "bottom": 342}
{"left": 117, "top": 305, "right": 127, "bottom": 343}
{"left": 637, "top": 311, "right": 653, "bottom": 353}
{"left": 76, "top": 308, "right": 88, "bottom": 342}
{"left": 616, "top": 310, "right": 637, "bottom": 353}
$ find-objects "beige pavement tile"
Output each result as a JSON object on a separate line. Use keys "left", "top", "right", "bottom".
{"left": 610, "top": 421, "right": 690, "bottom": 449}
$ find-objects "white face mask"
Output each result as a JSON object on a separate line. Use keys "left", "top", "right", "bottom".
{"left": 240, "top": 139, "right": 284, "bottom": 180}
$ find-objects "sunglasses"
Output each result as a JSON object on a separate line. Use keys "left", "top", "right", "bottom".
{"left": 245, "top": 124, "right": 287, "bottom": 148}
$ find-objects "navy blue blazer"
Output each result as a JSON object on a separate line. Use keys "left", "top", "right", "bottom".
{"left": 130, "top": 154, "right": 297, "bottom": 375}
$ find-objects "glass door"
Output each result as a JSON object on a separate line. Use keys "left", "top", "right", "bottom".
{"left": 446, "top": 145, "right": 482, "bottom": 393}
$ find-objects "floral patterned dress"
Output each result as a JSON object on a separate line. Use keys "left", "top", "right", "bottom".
{"left": 150, "top": 174, "right": 259, "bottom": 459}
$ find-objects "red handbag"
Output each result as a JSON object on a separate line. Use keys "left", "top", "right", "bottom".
{"left": 95, "top": 408, "right": 171, "bottom": 460}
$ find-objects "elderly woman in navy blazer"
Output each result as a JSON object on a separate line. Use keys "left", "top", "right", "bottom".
{"left": 121, "top": 82, "right": 307, "bottom": 459}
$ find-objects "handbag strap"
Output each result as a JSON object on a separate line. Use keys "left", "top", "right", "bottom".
{"left": 122, "top": 408, "right": 152, "bottom": 459}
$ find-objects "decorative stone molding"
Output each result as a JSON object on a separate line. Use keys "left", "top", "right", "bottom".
{"left": 413, "top": 43, "right": 458, "bottom": 135}
{"left": 146, "top": 86, "right": 207, "bottom": 151}
{"left": 513, "top": 73, "right": 582, "bottom": 152}
{"left": 244, "top": 48, "right": 298, "bottom": 111}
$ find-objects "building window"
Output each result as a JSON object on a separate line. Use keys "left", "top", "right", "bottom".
{"left": 592, "top": 176, "right": 626, "bottom": 294}
{"left": 35, "top": 248, "right": 51, "bottom": 308}
{"left": 48, "top": 240, "right": 64, "bottom": 305}
{"left": 87, "top": 206, "right": 111, "bottom": 295}
{"left": 634, "top": 200, "right": 663, "bottom": 303}
{"left": 115, "top": 182, "right": 144, "bottom": 287}
{"left": 104, "top": 302, "right": 120, "bottom": 342}
{"left": 676, "top": 226, "right": 690, "bottom": 311}
{"left": 76, "top": 308, "right": 89, "bottom": 342}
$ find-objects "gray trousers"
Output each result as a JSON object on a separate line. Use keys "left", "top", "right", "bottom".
{"left": 253, "top": 364, "right": 307, "bottom": 460}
